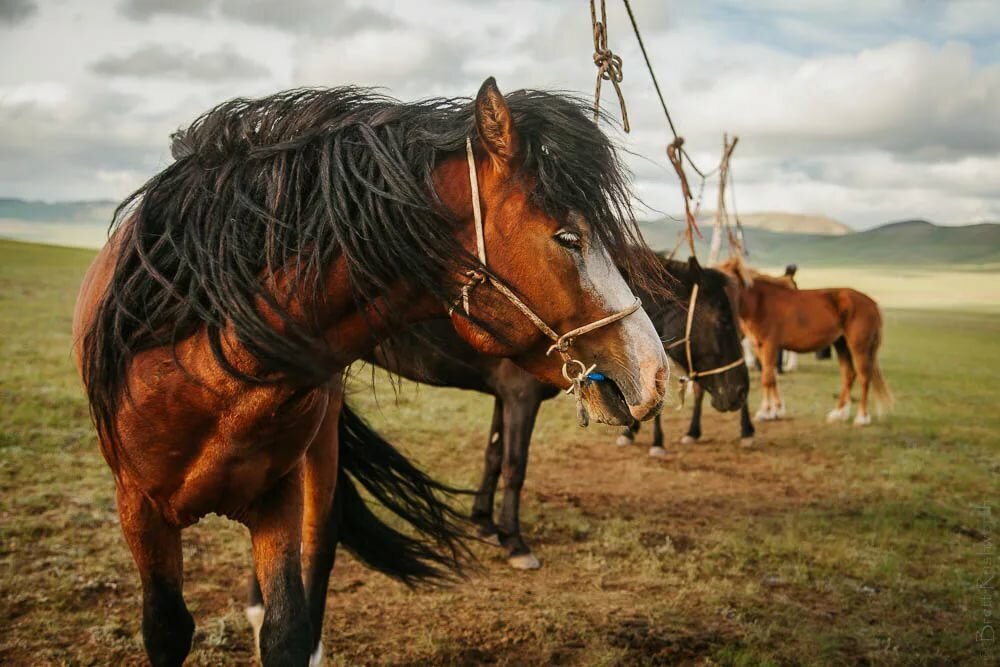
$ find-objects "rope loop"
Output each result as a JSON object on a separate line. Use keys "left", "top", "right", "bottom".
{"left": 590, "top": 0, "right": 630, "bottom": 132}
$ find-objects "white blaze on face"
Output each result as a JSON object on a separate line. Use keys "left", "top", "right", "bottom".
{"left": 569, "top": 213, "right": 668, "bottom": 415}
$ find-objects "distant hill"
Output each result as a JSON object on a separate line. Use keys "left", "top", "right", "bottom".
{"left": 0, "top": 198, "right": 997, "bottom": 265}
{"left": 0, "top": 198, "right": 116, "bottom": 223}
{"left": 0, "top": 198, "right": 115, "bottom": 248}
{"left": 638, "top": 218, "right": 1000, "bottom": 267}
{"left": 694, "top": 211, "right": 851, "bottom": 236}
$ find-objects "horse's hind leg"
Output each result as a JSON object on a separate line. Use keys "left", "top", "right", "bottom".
{"left": 471, "top": 398, "right": 504, "bottom": 544}
{"left": 680, "top": 382, "right": 705, "bottom": 445}
{"left": 496, "top": 390, "right": 543, "bottom": 570}
{"left": 826, "top": 337, "right": 855, "bottom": 423}
{"left": 755, "top": 343, "right": 782, "bottom": 420}
{"left": 847, "top": 338, "right": 875, "bottom": 426}
{"left": 246, "top": 465, "right": 312, "bottom": 666}
{"left": 117, "top": 486, "right": 194, "bottom": 667}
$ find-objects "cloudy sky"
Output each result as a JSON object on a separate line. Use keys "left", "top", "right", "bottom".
{"left": 1, "top": 0, "right": 998, "bottom": 228}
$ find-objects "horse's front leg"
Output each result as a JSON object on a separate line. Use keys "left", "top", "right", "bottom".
{"left": 117, "top": 485, "right": 194, "bottom": 667}
{"left": 496, "top": 392, "right": 542, "bottom": 570}
{"left": 615, "top": 419, "right": 640, "bottom": 446}
{"left": 471, "top": 398, "right": 504, "bottom": 544}
{"left": 680, "top": 382, "right": 705, "bottom": 445}
{"left": 246, "top": 464, "right": 312, "bottom": 666}
{"left": 739, "top": 399, "right": 755, "bottom": 447}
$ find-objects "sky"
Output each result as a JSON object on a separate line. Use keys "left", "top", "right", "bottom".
{"left": 1, "top": 0, "right": 999, "bottom": 229}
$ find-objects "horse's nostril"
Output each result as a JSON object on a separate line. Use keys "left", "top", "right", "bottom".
{"left": 654, "top": 366, "right": 668, "bottom": 395}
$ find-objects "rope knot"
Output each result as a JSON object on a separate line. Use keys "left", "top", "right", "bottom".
{"left": 449, "top": 269, "right": 486, "bottom": 316}
{"left": 590, "top": 0, "right": 629, "bottom": 132}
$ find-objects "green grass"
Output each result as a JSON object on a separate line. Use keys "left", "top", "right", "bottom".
{"left": 1, "top": 238, "right": 998, "bottom": 665}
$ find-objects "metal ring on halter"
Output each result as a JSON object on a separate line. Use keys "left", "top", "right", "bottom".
{"left": 562, "top": 359, "right": 597, "bottom": 383}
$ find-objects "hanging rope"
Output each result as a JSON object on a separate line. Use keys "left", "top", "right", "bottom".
{"left": 707, "top": 133, "right": 739, "bottom": 264}
{"left": 666, "top": 137, "right": 702, "bottom": 257}
{"left": 590, "top": 0, "right": 629, "bottom": 132}
{"left": 728, "top": 161, "right": 749, "bottom": 257}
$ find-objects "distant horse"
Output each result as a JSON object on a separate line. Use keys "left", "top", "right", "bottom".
{"left": 719, "top": 257, "right": 892, "bottom": 426}
{"left": 243, "top": 256, "right": 743, "bottom": 587}
{"left": 617, "top": 259, "right": 754, "bottom": 450}
{"left": 73, "top": 79, "right": 670, "bottom": 666}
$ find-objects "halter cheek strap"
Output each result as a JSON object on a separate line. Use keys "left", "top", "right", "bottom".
{"left": 452, "top": 137, "right": 643, "bottom": 426}
{"left": 664, "top": 283, "right": 746, "bottom": 394}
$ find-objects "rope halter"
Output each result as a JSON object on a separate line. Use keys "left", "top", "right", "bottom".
{"left": 451, "top": 138, "right": 642, "bottom": 426}
{"left": 664, "top": 283, "right": 745, "bottom": 404}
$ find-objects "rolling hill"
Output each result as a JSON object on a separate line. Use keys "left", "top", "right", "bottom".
{"left": 0, "top": 198, "right": 997, "bottom": 267}
{"left": 638, "top": 218, "right": 1000, "bottom": 267}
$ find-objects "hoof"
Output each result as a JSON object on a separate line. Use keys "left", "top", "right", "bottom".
{"left": 826, "top": 405, "right": 851, "bottom": 423}
{"left": 648, "top": 446, "right": 671, "bottom": 459}
{"left": 756, "top": 409, "right": 776, "bottom": 421}
{"left": 508, "top": 552, "right": 541, "bottom": 570}
{"left": 615, "top": 434, "right": 633, "bottom": 447}
{"left": 740, "top": 437, "right": 755, "bottom": 448}
{"left": 679, "top": 434, "right": 697, "bottom": 445}
{"left": 245, "top": 604, "right": 264, "bottom": 658}
{"left": 774, "top": 405, "right": 786, "bottom": 419}
{"left": 310, "top": 642, "right": 324, "bottom": 667}
{"left": 481, "top": 532, "right": 502, "bottom": 547}
{"left": 853, "top": 413, "right": 872, "bottom": 427}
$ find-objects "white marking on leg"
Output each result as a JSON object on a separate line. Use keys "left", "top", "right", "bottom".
{"left": 615, "top": 433, "right": 633, "bottom": 447}
{"left": 853, "top": 412, "right": 871, "bottom": 426}
{"left": 490, "top": 432, "right": 500, "bottom": 444}
{"left": 648, "top": 446, "right": 671, "bottom": 459}
{"left": 508, "top": 552, "right": 541, "bottom": 570}
{"left": 740, "top": 437, "right": 755, "bottom": 448}
{"left": 245, "top": 604, "right": 264, "bottom": 659}
{"left": 679, "top": 434, "right": 696, "bottom": 445}
{"left": 826, "top": 402, "right": 851, "bottom": 423}
{"left": 785, "top": 352, "right": 798, "bottom": 372}
{"left": 756, "top": 406, "right": 776, "bottom": 421}
{"left": 309, "top": 641, "right": 324, "bottom": 667}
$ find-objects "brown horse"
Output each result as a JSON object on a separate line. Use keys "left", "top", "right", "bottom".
{"left": 719, "top": 257, "right": 892, "bottom": 426}
{"left": 72, "top": 79, "right": 670, "bottom": 666}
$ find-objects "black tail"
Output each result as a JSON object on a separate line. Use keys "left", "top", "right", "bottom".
{"left": 336, "top": 403, "right": 471, "bottom": 586}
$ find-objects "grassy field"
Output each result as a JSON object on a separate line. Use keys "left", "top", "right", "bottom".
{"left": 1, "top": 238, "right": 998, "bottom": 665}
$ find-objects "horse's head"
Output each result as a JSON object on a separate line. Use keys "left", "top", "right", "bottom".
{"left": 442, "top": 79, "right": 669, "bottom": 425}
{"left": 663, "top": 256, "right": 748, "bottom": 412}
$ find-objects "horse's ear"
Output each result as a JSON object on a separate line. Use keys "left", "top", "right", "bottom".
{"left": 475, "top": 77, "right": 520, "bottom": 168}
{"left": 688, "top": 255, "right": 703, "bottom": 282}
{"left": 784, "top": 264, "right": 798, "bottom": 278}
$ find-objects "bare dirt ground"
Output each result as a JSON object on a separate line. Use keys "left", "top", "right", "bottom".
{"left": 2, "top": 241, "right": 997, "bottom": 665}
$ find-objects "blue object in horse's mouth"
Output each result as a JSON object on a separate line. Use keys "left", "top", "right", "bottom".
{"left": 586, "top": 371, "right": 606, "bottom": 382}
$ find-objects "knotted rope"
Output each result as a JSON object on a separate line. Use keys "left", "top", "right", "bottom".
{"left": 667, "top": 137, "right": 702, "bottom": 258}
{"left": 451, "top": 138, "right": 643, "bottom": 426}
{"left": 591, "top": 0, "right": 629, "bottom": 133}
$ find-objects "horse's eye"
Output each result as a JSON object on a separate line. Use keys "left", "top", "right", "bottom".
{"left": 553, "top": 229, "right": 582, "bottom": 250}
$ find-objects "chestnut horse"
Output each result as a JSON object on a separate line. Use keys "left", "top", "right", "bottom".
{"left": 719, "top": 257, "right": 892, "bottom": 426}
{"left": 73, "top": 79, "right": 670, "bottom": 666}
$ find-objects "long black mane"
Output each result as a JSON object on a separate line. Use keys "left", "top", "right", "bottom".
{"left": 82, "top": 85, "right": 662, "bottom": 443}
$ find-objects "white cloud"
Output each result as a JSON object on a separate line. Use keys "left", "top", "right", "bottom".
{"left": 0, "top": 0, "right": 997, "bottom": 228}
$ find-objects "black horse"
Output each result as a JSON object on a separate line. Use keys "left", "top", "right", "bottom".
{"left": 365, "top": 255, "right": 749, "bottom": 568}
